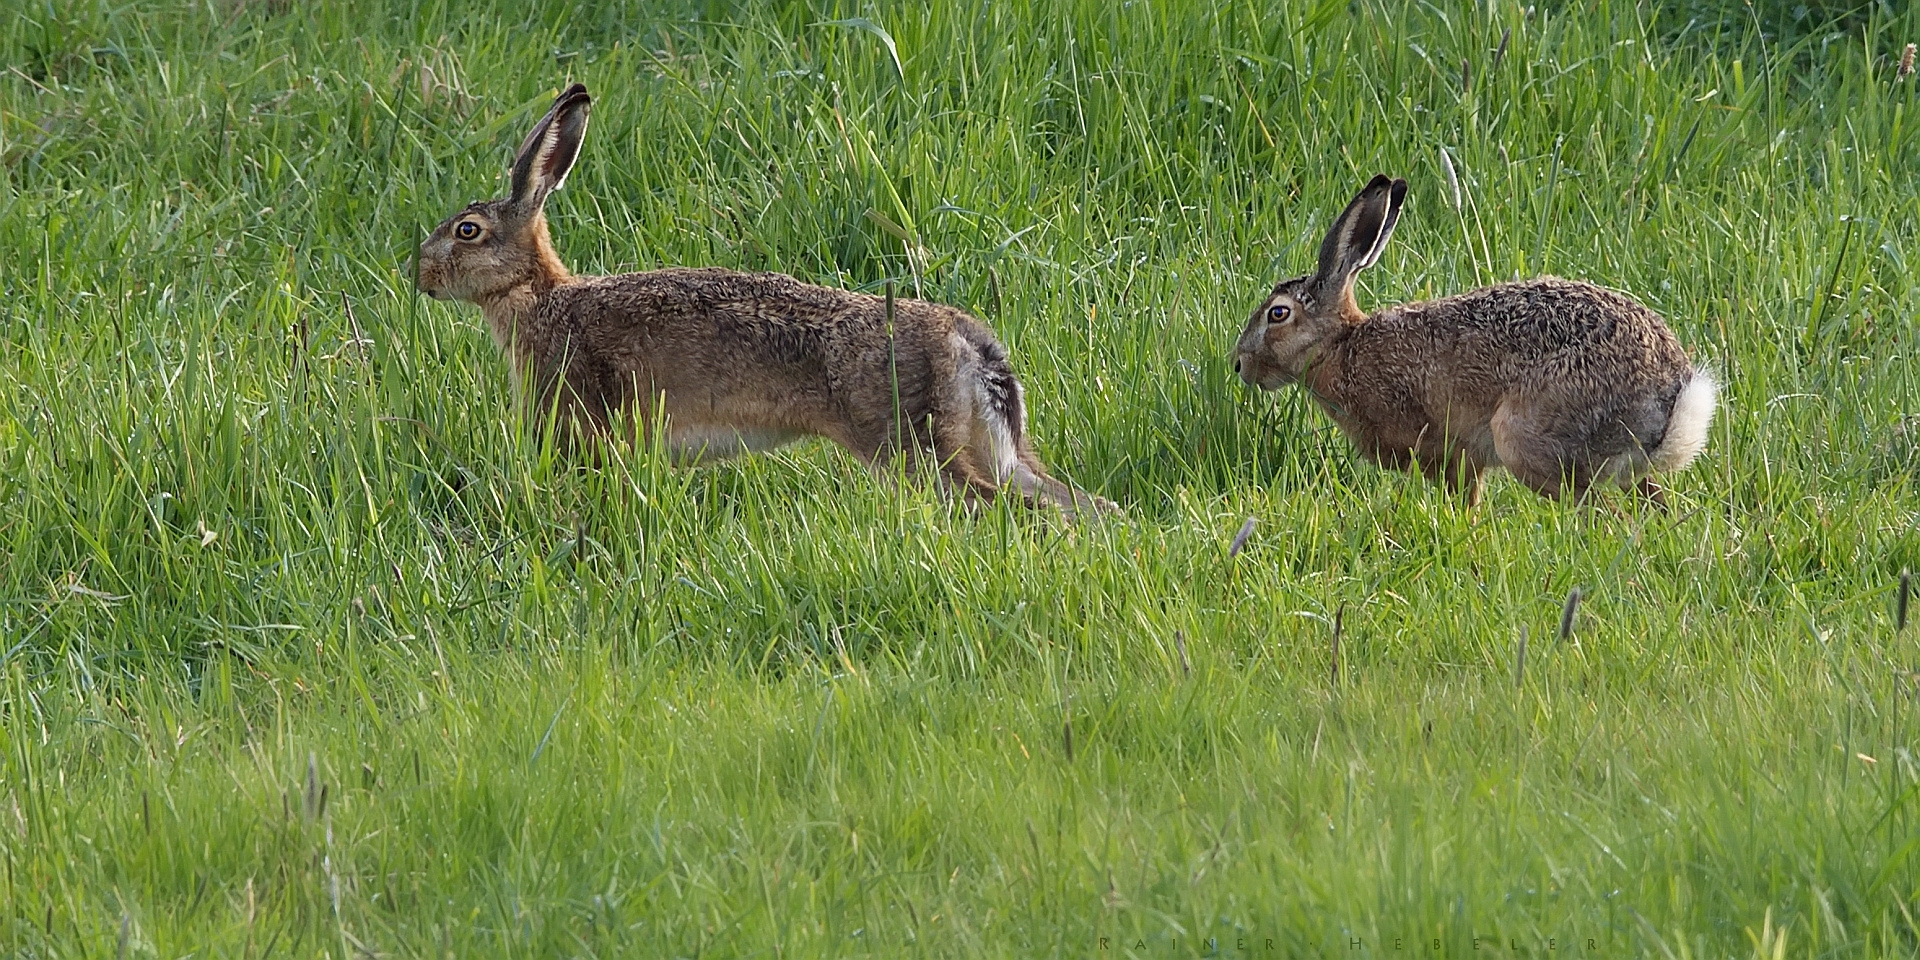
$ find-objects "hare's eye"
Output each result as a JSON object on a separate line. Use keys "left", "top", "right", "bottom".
{"left": 1268, "top": 304, "right": 1291, "bottom": 322}
{"left": 455, "top": 221, "right": 481, "bottom": 241}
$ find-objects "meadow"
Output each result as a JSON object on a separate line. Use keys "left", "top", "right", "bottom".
{"left": 3, "top": 0, "right": 1919, "bottom": 956}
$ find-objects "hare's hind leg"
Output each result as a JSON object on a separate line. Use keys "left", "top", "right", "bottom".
{"left": 938, "top": 328, "right": 1117, "bottom": 518}
{"left": 1010, "top": 438, "right": 1121, "bottom": 518}
{"left": 881, "top": 346, "right": 1000, "bottom": 509}
{"left": 834, "top": 414, "right": 998, "bottom": 508}
{"left": 963, "top": 353, "right": 1116, "bottom": 517}
{"left": 932, "top": 409, "right": 1003, "bottom": 509}
{"left": 1495, "top": 404, "right": 1651, "bottom": 508}
{"left": 1634, "top": 477, "right": 1669, "bottom": 509}
{"left": 1596, "top": 449, "right": 1669, "bottom": 511}
{"left": 941, "top": 333, "right": 1050, "bottom": 514}
{"left": 952, "top": 370, "right": 1054, "bottom": 512}
{"left": 1490, "top": 402, "right": 1589, "bottom": 501}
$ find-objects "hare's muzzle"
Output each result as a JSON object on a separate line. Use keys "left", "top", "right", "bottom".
{"left": 1232, "top": 348, "right": 1267, "bottom": 388}
{"left": 411, "top": 250, "right": 450, "bottom": 300}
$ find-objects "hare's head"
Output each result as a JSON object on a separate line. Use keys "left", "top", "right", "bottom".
{"left": 417, "top": 84, "right": 591, "bottom": 304}
{"left": 1234, "top": 174, "right": 1407, "bottom": 389}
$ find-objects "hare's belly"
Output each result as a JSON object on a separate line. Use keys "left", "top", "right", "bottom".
{"left": 667, "top": 423, "right": 802, "bottom": 464}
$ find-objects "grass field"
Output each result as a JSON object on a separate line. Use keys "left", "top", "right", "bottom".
{"left": 5, "top": 0, "right": 1920, "bottom": 956}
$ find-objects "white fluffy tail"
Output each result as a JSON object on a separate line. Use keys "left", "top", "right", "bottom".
{"left": 1650, "top": 367, "right": 1717, "bottom": 473}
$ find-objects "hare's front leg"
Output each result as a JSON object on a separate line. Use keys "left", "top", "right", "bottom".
{"left": 1401, "top": 423, "right": 1487, "bottom": 506}
{"left": 1411, "top": 449, "right": 1486, "bottom": 506}
{"left": 1445, "top": 461, "right": 1488, "bottom": 507}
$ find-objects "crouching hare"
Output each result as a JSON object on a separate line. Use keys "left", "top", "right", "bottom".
{"left": 1233, "top": 175, "right": 1716, "bottom": 506}
{"left": 417, "top": 84, "right": 1114, "bottom": 517}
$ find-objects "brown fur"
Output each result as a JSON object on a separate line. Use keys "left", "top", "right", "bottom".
{"left": 417, "top": 84, "right": 1114, "bottom": 516}
{"left": 1234, "top": 175, "right": 1716, "bottom": 505}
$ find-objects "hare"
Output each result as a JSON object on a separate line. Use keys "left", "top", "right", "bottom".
{"left": 1233, "top": 175, "right": 1716, "bottom": 506}
{"left": 417, "top": 84, "right": 1114, "bottom": 517}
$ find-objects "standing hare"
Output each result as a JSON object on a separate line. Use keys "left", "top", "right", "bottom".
{"left": 1233, "top": 175, "right": 1716, "bottom": 506}
{"left": 417, "top": 84, "right": 1114, "bottom": 516}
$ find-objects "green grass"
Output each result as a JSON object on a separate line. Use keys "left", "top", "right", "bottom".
{"left": 4, "top": 0, "right": 1920, "bottom": 955}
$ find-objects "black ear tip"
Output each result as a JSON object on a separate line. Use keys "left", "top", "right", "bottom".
{"left": 558, "top": 82, "right": 590, "bottom": 105}
{"left": 1390, "top": 178, "right": 1409, "bottom": 201}
{"left": 1365, "top": 173, "right": 1394, "bottom": 190}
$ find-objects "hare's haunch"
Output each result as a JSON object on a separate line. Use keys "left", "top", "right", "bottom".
{"left": 1234, "top": 175, "right": 1715, "bottom": 505}
{"left": 417, "top": 84, "right": 1114, "bottom": 517}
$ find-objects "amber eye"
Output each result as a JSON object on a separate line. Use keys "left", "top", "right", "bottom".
{"left": 455, "top": 221, "right": 481, "bottom": 241}
{"left": 1268, "top": 303, "right": 1290, "bottom": 322}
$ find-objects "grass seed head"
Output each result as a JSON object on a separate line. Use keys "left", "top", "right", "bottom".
{"left": 1228, "top": 516, "right": 1257, "bottom": 557}
{"left": 1559, "top": 587, "right": 1584, "bottom": 644}
{"left": 1899, "top": 570, "right": 1911, "bottom": 631}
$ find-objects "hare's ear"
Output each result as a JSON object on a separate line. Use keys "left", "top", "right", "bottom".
{"left": 1313, "top": 175, "right": 1408, "bottom": 292}
{"left": 508, "top": 83, "right": 592, "bottom": 210}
